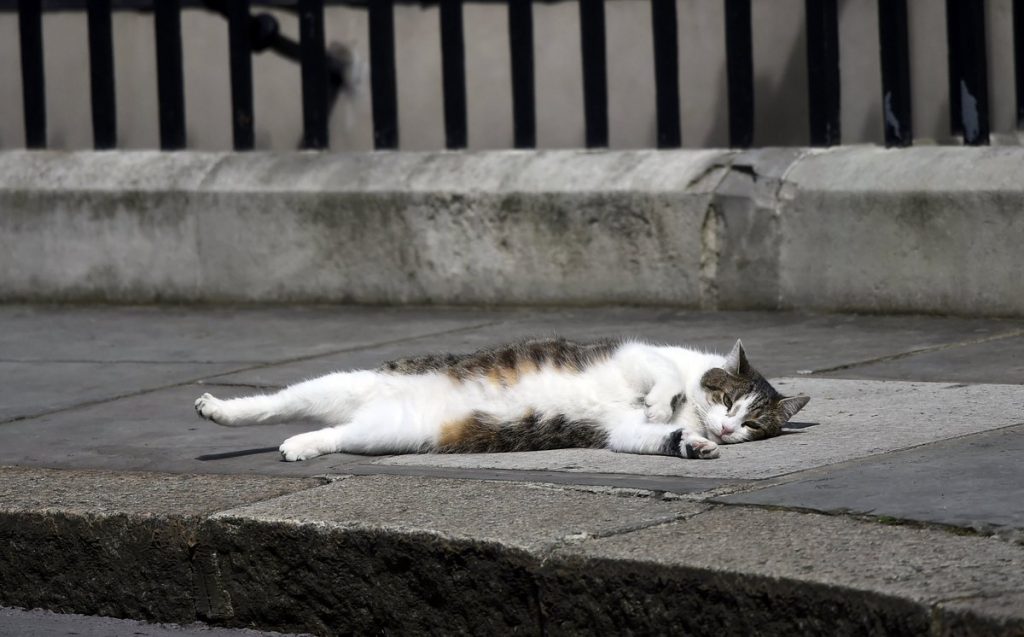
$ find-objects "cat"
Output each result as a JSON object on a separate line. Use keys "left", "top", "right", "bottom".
{"left": 194, "top": 338, "right": 809, "bottom": 462}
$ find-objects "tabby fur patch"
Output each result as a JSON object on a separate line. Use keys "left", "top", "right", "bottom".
{"left": 379, "top": 337, "right": 623, "bottom": 384}
{"left": 434, "top": 411, "right": 608, "bottom": 453}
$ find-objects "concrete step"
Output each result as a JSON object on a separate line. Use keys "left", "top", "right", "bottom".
{"left": 1, "top": 467, "right": 1021, "bottom": 636}
{"left": 0, "top": 606, "right": 310, "bottom": 637}
{"left": 2, "top": 147, "right": 1024, "bottom": 316}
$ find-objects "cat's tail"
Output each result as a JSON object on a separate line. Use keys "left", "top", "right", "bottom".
{"left": 432, "top": 411, "right": 604, "bottom": 454}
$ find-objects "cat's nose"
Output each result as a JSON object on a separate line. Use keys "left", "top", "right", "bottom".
{"left": 720, "top": 424, "right": 735, "bottom": 435}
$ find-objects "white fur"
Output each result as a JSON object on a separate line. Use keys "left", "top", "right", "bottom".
{"left": 194, "top": 341, "right": 737, "bottom": 461}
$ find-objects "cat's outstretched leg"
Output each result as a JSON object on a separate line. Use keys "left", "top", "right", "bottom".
{"left": 194, "top": 371, "right": 379, "bottom": 427}
{"left": 279, "top": 402, "right": 431, "bottom": 461}
{"left": 278, "top": 427, "right": 346, "bottom": 461}
{"left": 605, "top": 411, "right": 719, "bottom": 459}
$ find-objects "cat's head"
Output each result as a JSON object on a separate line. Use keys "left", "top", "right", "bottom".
{"left": 698, "top": 340, "right": 809, "bottom": 444}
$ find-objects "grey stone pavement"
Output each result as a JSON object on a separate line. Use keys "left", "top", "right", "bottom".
{"left": 0, "top": 606, "right": 311, "bottom": 637}
{"left": 2, "top": 304, "right": 1023, "bottom": 634}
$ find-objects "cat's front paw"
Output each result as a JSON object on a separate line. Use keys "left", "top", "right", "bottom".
{"left": 279, "top": 432, "right": 326, "bottom": 462}
{"left": 683, "top": 436, "right": 720, "bottom": 460}
{"left": 195, "top": 393, "right": 228, "bottom": 425}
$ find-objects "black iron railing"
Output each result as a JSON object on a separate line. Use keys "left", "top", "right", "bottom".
{"left": 5, "top": 0, "right": 1023, "bottom": 151}
{"left": 878, "top": 0, "right": 911, "bottom": 147}
{"left": 723, "top": 0, "right": 752, "bottom": 148}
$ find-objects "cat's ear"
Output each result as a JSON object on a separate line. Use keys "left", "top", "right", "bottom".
{"left": 724, "top": 339, "right": 750, "bottom": 375}
{"left": 778, "top": 395, "right": 810, "bottom": 421}
{"left": 700, "top": 367, "right": 730, "bottom": 390}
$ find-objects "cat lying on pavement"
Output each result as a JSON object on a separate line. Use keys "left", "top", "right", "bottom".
{"left": 195, "top": 338, "right": 808, "bottom": 462}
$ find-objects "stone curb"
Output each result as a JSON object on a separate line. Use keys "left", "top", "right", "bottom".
{"left": 1, "top": 147, "right": 1023, "bottom": 315}
{"left": 1, "top": 468, "right": 1021, "bottom": 635}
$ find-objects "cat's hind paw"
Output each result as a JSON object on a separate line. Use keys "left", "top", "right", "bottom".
{"left": 683, "top": 437, "right": 720, "bottom": 460}
{"left": 279, "top": 432, "right": 328, "bottom": 462}
{"left": 194, "top": 392, "right": 227, "bottom": 425}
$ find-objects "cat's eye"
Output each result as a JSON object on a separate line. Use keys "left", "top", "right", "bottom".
{"left": 722, "top": 394, "right": 733, "bottom": 409}
{"left": 744, "top": 421, "right": 761, "bottom": 430}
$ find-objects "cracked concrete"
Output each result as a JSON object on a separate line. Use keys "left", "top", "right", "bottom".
{"left": 4, "top": 148, "right": 1024, "bottom": 315}
{"left": 798, "top": 327, "right": 1024, "bottom": 375}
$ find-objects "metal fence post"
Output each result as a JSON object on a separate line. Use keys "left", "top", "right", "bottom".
{"left": 154, "top": 0, "right": 186, "bottom": 150}
{"left": 806, "top": 0, "right": 840, "bottom": 146}
{"left": 651, "top": 0, "right": 681, "bottom": 148}
{"left": 227, "top": 0, "right": 255, "bottom": 150}
{"left": 878, "top": 0, "right": 912, "bottom": 147}
{"left": 724, "top": 0, "right": 753, "bottom": 148}
{"left": 298, "top": 0, "right": 328, "bottom": 149}
{"left": 87, "top": 0, "right": 116, "bottom": 149}
{"left": 18, "top": 0, "right": 46, "bottom": 149}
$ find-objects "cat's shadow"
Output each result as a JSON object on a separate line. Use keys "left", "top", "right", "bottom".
{"left": 194, "top": 423, "right": 822, "bottom": 461}
{"left": 196, "top": 446, "right": 280, "bottom": 461}
{"left": 781, "top": 421, "right": 819, "bottom": 433}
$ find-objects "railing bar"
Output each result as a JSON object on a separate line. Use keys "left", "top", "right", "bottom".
{"left": 298, "top": 0, "right": 328, "bottom": 149}
{"left": 87, "top": 0, "right": 116, "bottom": 149}
{"left": 877, "top": 0, "right": 912, "bottom": 147}
{"left": 154, "top": 0, "right": 186, "bottom": 150}
{"left": 650, "top": 0, "right": 681, "bottom": 148}
{"left": 806, "top": 0, "right": 840, "bottom": 146}
{"left": 579, "top": 0, "right": 608, "bottom": 148}
{"left": 18, "top": 0, "right": 46, "bottom": 148}
{"left": 508, "top": 0, "right": 536, "bottom": 149}
{"left": 724, "top": 0, "right": 753, "bottom": 148}
{"left": 368, "top": 0, "right": 399, "bottom": 149}
{"left": 227, "top": 0, "right": 255, "bottom": 150}
{"left": 945, "top": 0, "right": 963, "bottom": 135}
{"left": 947, "top": 0, "right": 990, "bottom": 144}
{"left": 439, "top": 0, "right": 467, "bottom": 149}
{"left": 1016, "top": 0, "right": 1024, "bottom": 129}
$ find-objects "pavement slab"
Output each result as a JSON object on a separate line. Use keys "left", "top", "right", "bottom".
{"left": 3, "top": 305, "right": 1024, "bottom": 634}
{"left": 0, "top": 465, "right": 321, "bottom": 517}
{"left": 337, "top": 464, "right": 739, "bottom": 494}
{"left": 0, "top": 304, "right": 503, "bottom": 423}
{"left": 213, "top": 474, "right": 707, "bottom": 552}
{"left": 4, "top": 377, "right": 1022, "bottom": 489}
{"left": 563, "top": 505, "right": 1024, "bottom": 603}
{"left": 718, "top": 424, "right": 1024, "bottom": 536}
{"left": 0, "top": 304, "right": 500, "bottom": 364}
{"left": 207, "top": 308, "right": 1024, "bottom": 386}
{"left": 374, "top": 378, "right": 1024, "bottom": 479}
{"left": 818, "top": 333, "right": 1024, "bottom": 384}
{"left": 543, "top": 506, "right": 1024, "bottom": 635}
{"left": 202, "top": 476, "right": 707, "bottom": 635}
{"left": 0, "top": 361, "right": 240, "bottom": 422}
{"left": 0, "top": 607, "right": 312, "bottom": 637}
{"left": 0, "top": 385, "right": 367, "bottom": 476}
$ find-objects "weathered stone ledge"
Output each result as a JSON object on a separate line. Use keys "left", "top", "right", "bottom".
{"left": 1, "top": 147, "right": 1023, "bottom": 316}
